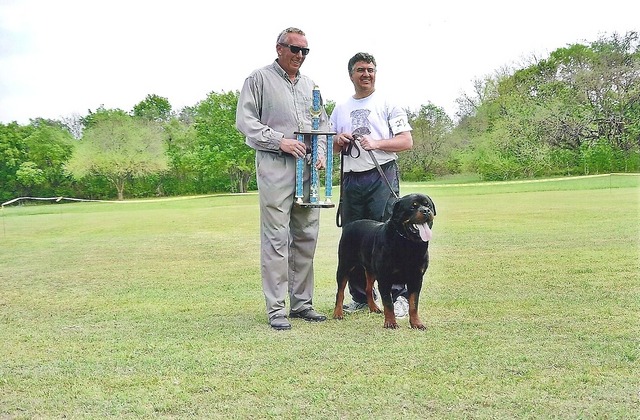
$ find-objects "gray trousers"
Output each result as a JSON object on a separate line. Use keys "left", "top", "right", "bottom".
{"left": 256, "top": 150, "right": 320, "bottom": 321}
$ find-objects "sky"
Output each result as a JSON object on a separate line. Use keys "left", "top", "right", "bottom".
{"left": 0, "top": 0, "right": 637, "bottom": 125}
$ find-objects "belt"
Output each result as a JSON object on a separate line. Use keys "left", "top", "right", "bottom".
{"left": 347, "top": 160, "right": 395, "bottom": 175}
{"left": 259, "top": 149, "right": 315, "bottom": 164}
{"left": 258, "top": 149, "right": 283, "bottom": 156}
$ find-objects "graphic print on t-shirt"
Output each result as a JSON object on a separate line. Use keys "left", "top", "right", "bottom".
{"left": 350, "top": 109, "right": 371, "bottom": 137}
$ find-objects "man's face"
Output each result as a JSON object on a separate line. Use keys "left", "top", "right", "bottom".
{"left": 276, "top": 33, "right": 308, "bottom": 76}
{"left": 350, "top": 60, "right": 376, "bottom": 92}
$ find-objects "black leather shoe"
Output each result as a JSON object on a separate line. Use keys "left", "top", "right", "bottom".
{"left": 269, "top": 315, "right": 291, "bottom": 330}
{"left": 289, "top": 308, "right": 327, "bottom": 322}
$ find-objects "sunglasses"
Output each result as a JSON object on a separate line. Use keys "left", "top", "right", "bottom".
{"left": 278, "top": 43, "right": 310, "bottom": 56}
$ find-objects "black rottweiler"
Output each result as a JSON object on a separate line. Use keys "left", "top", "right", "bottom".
{"left": 333, "top": 193, "right": 436, "bottom": 329}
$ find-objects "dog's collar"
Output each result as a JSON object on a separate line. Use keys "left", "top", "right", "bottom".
{"left": 395, "top": 227, "right": 412, "bottom": 241}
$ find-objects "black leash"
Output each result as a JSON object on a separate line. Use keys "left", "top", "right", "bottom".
{"left": 335, "top": 134, "right": 399, "bottom": 228}
{"left": 336, "top": 163, "right": 342, "bottom": 226}
{"left": 352, "top": 133, "right": 399, "bottom": 200}
{"left": 366, "top": 148, "right": 399, "bottom": 200}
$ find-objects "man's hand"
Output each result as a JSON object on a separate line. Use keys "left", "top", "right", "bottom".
{"left": 280, "top": 138, "right": 307, "bottom": 158}
{"left": 357, "top": 134, "right": 378, "bottom": 151}
{"left": 335, "top": 133, "right": 354, "bottom": 149}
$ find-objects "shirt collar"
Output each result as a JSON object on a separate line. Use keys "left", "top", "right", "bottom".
{"left": 272, "top": 59, "right": 299, "bottom": 82}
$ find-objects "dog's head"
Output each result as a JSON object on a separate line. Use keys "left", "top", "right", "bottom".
{"left": 390, "top": 193, "right": 436, "bottom": 242}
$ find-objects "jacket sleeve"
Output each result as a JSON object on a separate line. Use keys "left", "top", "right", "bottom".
{"left": 235, "top": 73, "right": 283, "bottom": 152}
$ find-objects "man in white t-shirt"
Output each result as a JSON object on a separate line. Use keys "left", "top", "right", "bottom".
{"left": 330, "top": 52, "right": 413, "bottom": 317}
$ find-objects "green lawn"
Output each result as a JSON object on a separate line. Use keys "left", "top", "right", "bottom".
{"left": 1, "top": 174, "right": 638, "bottom": 418}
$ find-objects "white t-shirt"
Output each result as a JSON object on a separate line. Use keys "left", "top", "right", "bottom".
{"left": 330, "top": 90, "right": 411, "bottom": 172}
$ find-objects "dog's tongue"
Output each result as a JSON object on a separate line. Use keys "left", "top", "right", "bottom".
{"left": 415, "top": 223, "right": 432, "bottom": 242}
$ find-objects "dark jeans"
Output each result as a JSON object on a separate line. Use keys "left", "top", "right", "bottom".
{"left": 340, "top": 160, "right": 408, "bottom": 303}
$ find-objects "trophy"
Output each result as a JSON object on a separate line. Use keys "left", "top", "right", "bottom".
{"left": 294, "top": 85, "right": 336, "bottom": 208}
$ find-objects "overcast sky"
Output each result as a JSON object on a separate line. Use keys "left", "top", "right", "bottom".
{"left": 0, "top": 0, "right": 636, "bottom": 125}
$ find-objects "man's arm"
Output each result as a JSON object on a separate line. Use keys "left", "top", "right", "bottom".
{"left": 359, "top": 130, "right": 412, "bottom": 152}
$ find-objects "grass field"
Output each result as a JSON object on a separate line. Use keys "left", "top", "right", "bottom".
{"left": 1, "top": 174, "right": 638, "bottom": 419}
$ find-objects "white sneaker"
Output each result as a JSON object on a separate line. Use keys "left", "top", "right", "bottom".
{"left": 342, "top": 301, "right": 368, "bottom": 314}
{"left": 394, "top": 296, "right": 409, "bottom": 318}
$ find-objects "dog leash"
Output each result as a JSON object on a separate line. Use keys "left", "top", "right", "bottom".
{"left": 335, "top": 149, "right": 347, "bottom": 227}
{"left": 353, "top": 133, "right": 399, "bottom": 200}
{"left": 335, "top": 139, "right": 360, "bottom": 227}
{"left": 366, "top": 150, "right": 400, "bottom": 200}
{"left": 336, "top": 135, "right": 399, "bottom": 228}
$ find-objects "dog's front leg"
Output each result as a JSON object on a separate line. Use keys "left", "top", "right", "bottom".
{"left": 382, "top": 306, "right": 398, "bottom": 329}
{"left": 408, "top": 291, "right": 426, "bottom": 330}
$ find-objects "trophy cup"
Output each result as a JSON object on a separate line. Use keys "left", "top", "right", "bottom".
{"left": 294, "top": 85, "right": 336, "bottom": 208}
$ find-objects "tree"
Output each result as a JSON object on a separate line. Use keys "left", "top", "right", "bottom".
{"left": 0, "top": 122, "right": 30, "bottom": 201}
{"left": 66, "top": 109, "right": 169, "bottom": 200}
{"left": 21, "top": 119, "right": 75, "bottom": 195}
{"left": 403, "top": 103, "right": 454, "bottom": 179}
{"left": 132, "top": 94, "right": 173, "bottom": 122}
{"left": 195, "top": 90, "right": 254, "bottom": 193}
{"left": 454, "top": 31, "right": 640, "bottom": 178}
{"left": 15, "top": 162, "right": 45, "bottom": 194}
{"left": 60, "top": 113, "right": 85, "bottom": 139}
{"left": 0, "top": 120, "right": 75, "bottom": 200}
{"left": 163, "top": 113, "right": 202, "bottom": 195}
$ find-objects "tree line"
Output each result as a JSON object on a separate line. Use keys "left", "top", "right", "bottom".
{"left": 1, "top": 32, "right": 637, "bottom": 202}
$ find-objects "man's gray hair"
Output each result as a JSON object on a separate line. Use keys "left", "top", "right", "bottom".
{"left": 277, "top": 27, "right": 306, "bottom": 44}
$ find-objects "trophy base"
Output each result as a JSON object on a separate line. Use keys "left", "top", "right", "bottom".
{"left": 295, "top": 201, "right": 335, "bottom": 208}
